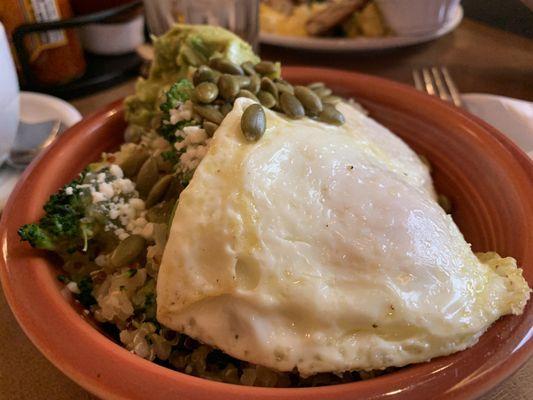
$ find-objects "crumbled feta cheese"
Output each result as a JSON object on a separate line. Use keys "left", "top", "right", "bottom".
{"left": 115, "top": 228, "right": 129, "bottom": 241}
{"left": 98, "top": 182, "right": 114, "bottom": 199}
{"left": 109, "top": 164, "right": 124, "bottom": 179}
{"left": 179, "top": 144, "right": 209, "bottom": 171}
{"left": 114, "top": 178, "right": 135, "bottom": 194}
{"left": 129, "top": 198, "right": 145, "bottom": 210}
{"left": 91, "top": 190, "right": 107, "bottom": 203}
{"left": 141, "top": 223, "right": 154, "bottom": 239}
{"left": 169, "top": 100, "right": 193, "bottom": 124}
{"left": 174, "top": 126, "right": 207, "bottom": 151}
{"left": 65, "top": 187, "right": 74, "bottom": 195}
{"left": 66, "top": 281, "right": 80, "bottom": 294}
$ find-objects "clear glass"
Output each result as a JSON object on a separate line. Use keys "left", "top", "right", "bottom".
{"left": 143, "top": 0, "right": 259, "bottom": 50}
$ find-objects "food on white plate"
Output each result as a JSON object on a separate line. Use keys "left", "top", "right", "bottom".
{"left": 19, "top": 24, "right": 531, "bottom": 386}
{"left": 260, "top": 0, "right": 388, "bottom": 38}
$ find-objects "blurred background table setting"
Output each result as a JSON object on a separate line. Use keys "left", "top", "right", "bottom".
{"left": 0, "top": 0, "right": 532, "bottom": 398}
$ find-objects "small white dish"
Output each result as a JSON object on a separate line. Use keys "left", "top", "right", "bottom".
{"left": 19, "top": 92, "right": 82, "bottom": 127}
{"left": 259, "top": 6, "right": 463, "bottom": 52}
{"left": 0, "top": 92, "right": 82, "bottom": 210}
{"left": 462, "top": 93, "right": 533, "bottom": 158}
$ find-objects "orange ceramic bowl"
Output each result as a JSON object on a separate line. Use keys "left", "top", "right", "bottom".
{"left": 1, "top": 67, "right": 532, "bottom": 400}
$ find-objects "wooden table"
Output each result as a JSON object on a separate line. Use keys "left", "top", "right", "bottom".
{"left": 263, "top": 19, "right": 533, "bottom": 101}
{"left": 1, "top": 18, "right": 532, "bottom": 400}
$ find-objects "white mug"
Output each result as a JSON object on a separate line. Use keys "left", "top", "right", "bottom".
{"left": 0, "top": 22, "right": 20, "bottom": 165}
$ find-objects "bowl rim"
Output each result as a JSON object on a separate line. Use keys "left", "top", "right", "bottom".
{"left": 1, "top": 67, "right": 532, "bottom": 400}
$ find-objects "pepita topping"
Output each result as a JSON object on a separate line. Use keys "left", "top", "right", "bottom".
{"left": 157, "top": 55, "right": 344, "bottom": 146}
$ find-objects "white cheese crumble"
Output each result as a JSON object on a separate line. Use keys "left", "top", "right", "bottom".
{"left": 178, "top": 144, "right": 209, "bottom": 171}
{"left": 65, "top": 187, "right": 74, "bottom": 195}
{"left": 66, "top": 281, "right": 80, "bottom": 294}
{"left": 169, "top": 100, "right": 193, "bottom": 124}
{"left": 77, "top": 164, "right": 155, "bottom": 242}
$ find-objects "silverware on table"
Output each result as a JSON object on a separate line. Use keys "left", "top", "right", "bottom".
{"left": 412, "top": 66, "right": 463, "bottom": 107}
{"left": 7, "top": 120, "right": 63, "bottom": 169}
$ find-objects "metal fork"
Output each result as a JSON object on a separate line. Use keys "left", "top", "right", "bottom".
{"left": 412, "top": 67, "right": 463, "bottom": 107}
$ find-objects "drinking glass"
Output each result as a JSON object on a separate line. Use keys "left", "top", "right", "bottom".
{"left": 143, "top": 0, "right": 259, "bottom": 49}
{"left": 0, "top": 22, "right": 20, "bottom": 165}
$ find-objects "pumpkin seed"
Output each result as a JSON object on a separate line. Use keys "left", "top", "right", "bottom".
{"left": 313, "top": 86, "right": 333, "bottom": 98}
{"left": 245, "top": 74, "right": 261, "bottom": 93}
{"left": 110, "top": 235, "right": 146, "bottom": 268}
{"left": 218, "top": 74, "right": 240, "bottom": 101}
{"left": 209, "top": 57, "right": 244, "bottom": 75}
{"left": 220, "top": 102, "right": 233, "bottom": 117}
{"left": 437, "top": 194, "right": 452, "bottom": 214}
{"left": 119, "top": 148, "right": 149, "bottom": 178}
{"left": 318, "top": 104, "right": 345, "bottom": 125}
{"left": 203, "top": 121, "right": 219, "bottom": 137}
{"left": 193, "top": 104, "right": 224, "bottom": 124}
{"left": 322, "top": 95, "right": 342, "bottom": 105}
{"left": 163, "top": 177, "right": 184, "bottom": 201}
{"left": 194, "top": 82, "right": 219, "bottom": 104}
{"left": 241, "top": 61, "right": 257, "bottom": 76}
{"left": 124, "top": 125, "right": 143, "bottom": 143}
{"left": 146, "top": 201, "right": 173, "bottom": 223}
{"left": 254, "top": 61, "right": 277, "bottom": 75}
{"left": 241, "top": 104, "right": 266, "bottom": 142}
{"left": 294, "top": 85, "right": 323, "bottom": 116}
{"left": 257, "top": 90, "right": 276, "bottom": 108}
{"left": 237, "top": 89, "right": 259, "bottom": 102}
{"left": 307, "top": 82, "right": 325, "bottom": 90}
{"left": 275, "top": 82, "right": 294, "bottom": 95}
{"left": 233, "top": 75, "right": 251, "bottom": 88}
{"left": 279, "top": 92, "right": 305, "bottom": 119}
{"left": 156, "top": 153, "right": 175, "bottom": 173}
{"left": 146, "top": 174, "right": 173, "bottom": 208}
{"left": 136, "top": 157, "right": 159, "bottom": 197}
{"left": 260, "top": 77, "right": 278, "bottom": 99}
{"left": 193, "top": 65, "right": 219, "bottom": 85}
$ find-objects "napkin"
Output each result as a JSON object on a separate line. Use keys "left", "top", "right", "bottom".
{"left": 462, "top": 93, "right": 533, "bottom": 158}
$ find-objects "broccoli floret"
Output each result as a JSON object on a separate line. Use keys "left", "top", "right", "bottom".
{"left": 158, "top": 79, "right": 195, "bottom": 143}
{"left": 18, "top": 172, "right": 92, "bottom": 252}
{"left": 77, "top": 276, "right": 96, "bottom": 308}
{"left": 160, "top": 79, "right": 193, "bottom": 113}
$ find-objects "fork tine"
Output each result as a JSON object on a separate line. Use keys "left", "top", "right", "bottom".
{"left": 431, "top": 67, "right": 451, "bottom": 102}
{"left": 421, "top": 68, "right": 436, "bottom": 96}
{"left": 412, "top": 69, "right": 424, "bottom": 91}
{"left": 441, "top": 67, "right": 463, "bottom": 107}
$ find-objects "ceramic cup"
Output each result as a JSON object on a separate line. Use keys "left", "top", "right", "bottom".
{"left": 0, "top": 23, "right": 20, "bottom": 165}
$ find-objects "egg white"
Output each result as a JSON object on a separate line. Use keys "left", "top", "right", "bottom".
{"left": 156, "top": 98, "right": 530, "bottom": 376}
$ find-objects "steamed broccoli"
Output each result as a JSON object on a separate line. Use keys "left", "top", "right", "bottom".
{"left": 158, "top": 79, "right": 195, "bottom": 143}
{"left": 18, "top": 171, "right": 92, "bottom": 253}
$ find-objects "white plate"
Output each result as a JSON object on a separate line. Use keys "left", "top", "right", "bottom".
{"left": 0, "top": 92, "right": 82, "bottom": 211}
{"left": 260, "top": 6, "right": 463, "bottom": 52}
{"left": 462, "top": 93, "right": 533, "bottom": 159}
{"left": 19, "top": 91, "right": 82, "bottom": 126}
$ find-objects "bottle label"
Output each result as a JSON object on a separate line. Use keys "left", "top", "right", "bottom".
{"left": 22, "top": 0, "right": 67, "bottom": 61}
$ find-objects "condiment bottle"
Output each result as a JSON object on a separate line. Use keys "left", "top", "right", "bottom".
{"left": 0, "top": 0, "right": 86, "bottom": 86}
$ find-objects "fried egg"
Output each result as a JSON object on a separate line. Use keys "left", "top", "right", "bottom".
{"left": 156, "top": 98, "right": 530, "bottom": 376}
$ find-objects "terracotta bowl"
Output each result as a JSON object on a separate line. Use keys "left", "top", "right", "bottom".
{"left": 1, "top": 67, "right": 532, "bottom": 400}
